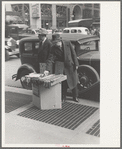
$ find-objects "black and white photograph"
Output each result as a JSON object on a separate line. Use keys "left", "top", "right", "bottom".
{"left": 2, "top": 1, "right": 120, "bottom": 147}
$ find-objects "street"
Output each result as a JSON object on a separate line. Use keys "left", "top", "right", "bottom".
{"left": 4, "top": 55, "right": 100, "bottom": 146}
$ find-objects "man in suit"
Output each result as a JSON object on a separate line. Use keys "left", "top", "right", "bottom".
{"left": 38, "top": 28, "right": 52, "bottom": 63}
{"left": 44, "top": 34, "right": 79, "bottom": 102}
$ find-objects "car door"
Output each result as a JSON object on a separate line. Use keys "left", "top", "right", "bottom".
{"left": 21, "top": 41, "right": 39, "bottom": 72}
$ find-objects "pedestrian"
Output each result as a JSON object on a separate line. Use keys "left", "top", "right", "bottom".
{"left": 44, "top": 34, "right": 79, "bottom": 102}
{"left": 7, "top": 36, "right": 16, "bottom": 51}
{"left": 38, "top": 28, "right": 52, "bottom": 63}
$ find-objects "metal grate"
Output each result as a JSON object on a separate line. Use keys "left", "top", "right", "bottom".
{"left": 18, "top": 102, "right": 98, "bottom": 130}
{"left": 86, "top": 119, "right": 100, "bottom": 137}
{"left": 5, "top": 92, "right": 32, "bottom": 113}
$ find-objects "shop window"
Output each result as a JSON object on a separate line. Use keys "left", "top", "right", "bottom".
{"left": 94, "top": 10, "right": 100, "bottom": 18}
{"left": 56, "top": 6, "right": 66, "bottom": 17}
{"left": 41, "top": 4, "right": 52, "bottom": 17}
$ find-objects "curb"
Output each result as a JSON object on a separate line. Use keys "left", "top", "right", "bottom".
{"left": 5, "top": 86, "right": 32, "bottom": 95}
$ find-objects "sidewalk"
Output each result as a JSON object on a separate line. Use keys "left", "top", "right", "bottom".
{"left": 4, "top": 86, "right": 100, "bottom": 147}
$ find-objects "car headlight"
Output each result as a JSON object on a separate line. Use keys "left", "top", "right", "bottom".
{"left": 5, "top": 45, "right": 10, "bottom": 49}
{"left": 7, "top": 41, "right": 12, "bottom": 46}
{"left": 16, "top": 40, "right": 19, "bottom": 45}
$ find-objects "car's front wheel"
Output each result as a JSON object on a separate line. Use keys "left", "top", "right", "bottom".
{"left": 20, "top": 69, "right": 32, "bottom": 90}
{"left": 77, "top": 65, "right": 100, "bottom": 96}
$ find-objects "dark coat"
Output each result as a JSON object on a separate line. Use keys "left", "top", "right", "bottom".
{"left": 46, "top": 40, "right": 79, "bottom": 90}
{"left": 38, "top": 38, "right": 52, "bottom": 63}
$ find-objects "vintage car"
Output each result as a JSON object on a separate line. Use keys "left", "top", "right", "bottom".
{"left": 5, "top": 37, "right": 20, "bottom": 61}
{"left": 12, "top": 33, "right": 100, "bottom": 99}
{"left": 6, "top": 23, "right": 29, "bottom": 40}
{"left": 63, "top": 27, "right": 90, "bottom": 35}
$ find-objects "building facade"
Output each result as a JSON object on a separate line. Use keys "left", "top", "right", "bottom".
{"left": 5, "top": 3, "right": 100, "bottom": 29}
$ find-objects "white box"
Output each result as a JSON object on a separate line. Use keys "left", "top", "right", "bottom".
{"left": 32, "top": 74, "right": 67, "bottom": 110}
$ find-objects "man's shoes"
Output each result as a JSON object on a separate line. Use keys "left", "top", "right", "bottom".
{"left": 73, "top": 98, "right": 79, "bottom": 103}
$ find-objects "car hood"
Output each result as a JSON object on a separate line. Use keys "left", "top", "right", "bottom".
{"left": 78, "top": 51, "right": 100, "bottom": 61}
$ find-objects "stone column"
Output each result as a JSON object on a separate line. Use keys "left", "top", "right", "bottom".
{"left": 5, "top": 4, "right": 12, "bottom": 11}
{"left": 29, "top": 4, "right": 41, "bottom": 28}
{"left": 91, "top": 4, "right": 94, "bottom": 18}
{"left": 52, "top": 4, "right": 56, "bottom": 29}
{"left": 66, "top": 7, "right": 68, "bottom": 27}
{"left": 36, "top": 4, "right": 41, "bottom": 28}
{"left": 69, "top": 5, "right": 75, "bottom": 21}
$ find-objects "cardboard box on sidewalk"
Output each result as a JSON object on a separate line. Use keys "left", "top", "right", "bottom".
{"left": 32, "top": 74, "right": 67, "bottom": 110}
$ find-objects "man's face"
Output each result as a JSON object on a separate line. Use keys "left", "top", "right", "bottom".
{"left": 55, "top": 41, "right": 62, "bottom": 48}
{"left": 38, "top": 34, "right": 45, "bottom": 41}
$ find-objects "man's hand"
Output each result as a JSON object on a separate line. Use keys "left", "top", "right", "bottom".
{"left": 44, "top": 70, "right": 49, "bottom": 76}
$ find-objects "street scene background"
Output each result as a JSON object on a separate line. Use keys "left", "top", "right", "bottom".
{"left": 3, "top": 2, "right": 120, "bottom": 147}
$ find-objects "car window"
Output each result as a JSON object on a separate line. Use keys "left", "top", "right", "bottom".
{"left": 71, "top": 29, "right": 77, "bottom": 33}
{"left": 80, "top": 41, "right": 97, "bottom": 51}
{"left": 78, "top": 30, "right": 81, "bottom": 33}
{"left": 18, "top": 28, "right": 24, "bottom": 34}
{"left": 24, "top": 42, "right": 33, "bottom": 53}
{"left": 63, "top": 30, "right": 69, "bottom": 33}
{"left": 32, "top": 31, "right": 35, "bottom": 34}
{"left": 9, "top": 27, "right": 17, "bottom": 34}
{"left": 35, "top": 42, "right": 39, "bottom": 49}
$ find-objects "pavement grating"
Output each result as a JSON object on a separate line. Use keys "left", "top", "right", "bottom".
{"left": 18, "top": 102, "right": 98, "bottom": 130}
{"left": 86, "top": 119, "right": 100, "bottom": 137}
{"left": 5, "top": 91, "right": 32, "bottom": 113}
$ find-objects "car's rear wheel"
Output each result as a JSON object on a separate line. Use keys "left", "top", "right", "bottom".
{"left": 77, "top": 65, "right": 100, "bottom": 96}
{"left": 20, "top": 69, "right": 32, "bottom": 90}
{"left": 5, "top": 50, "right": 10, "bottom": 61}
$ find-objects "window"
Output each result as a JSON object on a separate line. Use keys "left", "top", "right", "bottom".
{"left": 71, "top": 29, "right": 77, "bottom": 33}
{"left": 24, "top": 42, "right": 32, "bottom": 53}
{"left": 35, "top": 42, "right": 39, "bottom": 49}
{"left": 32, "top": 31, "right": 35, "bottom": 34}
{"left": 80, "top": 41, "right": 96, "bottom": 50}
{"left": 9, "top": 27, "right": 17, "bottom": 34}
{"left": 63, "top": 29, "right": 69, "bottom": 33}
{"left": 78, "top": 30, "right": 82, "bottom": 33}
{"left": 18, "top": 28, "right": 24, "bottom": 34}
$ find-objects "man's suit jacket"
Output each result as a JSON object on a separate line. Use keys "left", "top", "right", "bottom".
{"left": 38, "top": 38, "right": 52, "bottom": 63}
{"left": 46, "top": 40, "right": 79, "bottom": 90}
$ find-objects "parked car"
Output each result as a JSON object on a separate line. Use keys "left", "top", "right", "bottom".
{"left": 12, "top": 34, "right": 100, "bottom": 99}
{"left": 63, "top": 27, "right": 90, "bottom": 35}
{"left": 6, "top": 23, "right": 29, "bottom": 40}
{"left": 5, "top": 37, "right": 19, "bottom": 61}
{"left": 22, "top": 28, "right": 40, "bottom": 35}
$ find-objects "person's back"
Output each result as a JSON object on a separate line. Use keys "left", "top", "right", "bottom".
{"left": 7, "top": 37, "right": 16, "bottom": 51}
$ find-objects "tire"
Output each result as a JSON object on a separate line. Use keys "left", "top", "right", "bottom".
{"left": 16, "top": 54, "right": 20, "bottom": 58}
{"left": 20, "top": 69, "right": 32, "bottom": 90}
{"left": 5, "top": 50, "right": 10, "bottom": 61}
{"left": 77, "top": 65, "right": 100, "bottom": 96}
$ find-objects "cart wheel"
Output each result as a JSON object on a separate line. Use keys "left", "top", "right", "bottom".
{"left": 20, "top": 69, "right": 32, "bottom": 90}
{"left": 5, "top": 50, "right": 10, "bottom": 61}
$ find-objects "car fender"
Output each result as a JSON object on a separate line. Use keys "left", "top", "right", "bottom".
{"left": 15, "top": 64, "right": 36, "bottom": 80}
{"left": 77, "top": 64, "right": 100, "bottom": 81}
